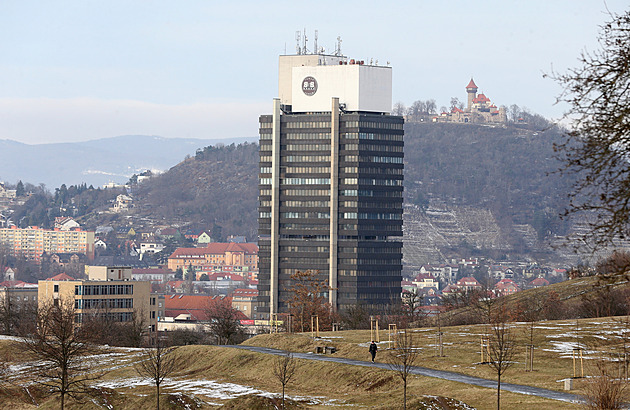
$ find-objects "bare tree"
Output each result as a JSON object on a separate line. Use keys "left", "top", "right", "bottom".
{"left": 386, "top": 329, "right": 419, "bottom": 410}
{"left": 401, "top": 289, "right": 421, "bottom": 325}
{"left": 204, "top": 297, "right": 245, "bottom": 344}
{"left": 272, "top": 353, "right": 299, "bottom": 409}
{"left": 550, "top": 10, "right": 630, "bottom": 250}
{"left": 392, "top": 101, "right": 406, "bottom": 116}
{"left": 20, "top": 300, "right": 103, "bottom": 410}
{"left": 485, "top": 304, "right": 517, "bottom": 410}
{"left": 134, "top": 343, "right": 179, "bottom": 410}
{"left": 287, "top": 270, "right": 332, "bottom": 332}
{"left": 0, "top": 289, "right": 37, "bottom": 336}
{"left": 582, "top": 362, "right": 628, "bottom": 410}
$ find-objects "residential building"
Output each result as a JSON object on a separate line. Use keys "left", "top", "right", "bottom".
{"left": 0, "top": 226, "right": 95, "bottom": 262}
{"left": 231, "top": 288, "right": 258, "bottom": 319}
{"left": 0, "top": 281, "right": 38, "bottom": 308}
{"left": 257, "top": 45, "right": 404, "bottom": 318}
{"left": 54, "top": 217, "right": 80, "bottom": 231}
{"left": 0, "top": 183, "right": 16, "bottom": 199}
{"left": 113, "top": 194, "right": 133, "bottom": 212}
{"left": 167, "top": 243, "right": 259, "bottom": 272}
{"left": 38, "top": 265, "right": 158, "bottom": 332}
{"left": 139, "top": 242, "right": 165, "bottom": 258}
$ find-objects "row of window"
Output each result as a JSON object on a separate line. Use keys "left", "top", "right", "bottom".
{"left": 340, "top": 190, "right": 403, "bottom": 198}
{"left": 74, "top": 312, "right": 134, "bottom": 323}
{"left": 358, "top": 178, "right": 403, "bottom": 186}
{"left": 283, "top": 188, "right": 331, "bottom": 196}
{"left": 282, "top": 144, "right": 331, "bottom": 152}
{"left": 283, "top": 121, "right": 332, "bottom": 129}
{"left": 281, "top": 212, "right": 330, "bottom": 219}
{"left": 284, "top": 155, "right": 331, "bottom": 163}
{"left": 362, "top": 156, "right": 404, "bottom": 164}
{"left": 280, "top": 245, "right": 329, "bottom": 252}
{"left": 75, "top": 298, "right": 134, "bottom": 310}
{"left": 75, "top": 284, "right": 134, "bottom": 296}
{"left": 358, "top": 144, "right": 404, "bottom": 153}
{"left": 279, "top": 223, "right": 329, "bottom": 230}
{"left": 281, "top": 200, "right": 330, "bottom": 207}
{"left": 285, "top": 166, "right": 330, "bottom": 174}
{"left": 358, "top": 121, "right": 404, "bottom": 130}
{"left": 279, "top": 257, "right": 329, "bottom": 264}
{"left": 282, "top": 177, "right": 330, "bottom": 185}
{"left": 358, "top": 132, "right": 404, "bottom": 141}
{"left": 342, "top": 212, "right": 402, "bottom": 220}
{"left": 284, "top": 132, "right": 331, "bottom": 140}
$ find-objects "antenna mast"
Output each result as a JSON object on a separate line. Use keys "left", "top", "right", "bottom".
{"left": 335, "top": 36, "right": 342, "bottom": 56}
{"left": 302, "top": 28, "right": 308, "bottom": 54}
{"left": 314, "top": 30, "right": 318, "bottom": 54}
{"left": 295, "top": 31, "right": 301, "bottom": 54}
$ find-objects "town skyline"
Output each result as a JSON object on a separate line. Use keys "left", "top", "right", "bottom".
{"left": 1, "top": 0, "right": 627, "bottom": 144}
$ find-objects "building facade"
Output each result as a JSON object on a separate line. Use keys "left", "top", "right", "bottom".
{"left": 167, "top": 243, "right": 259, "bottom": 272}
{"left": 38, "top": 266, "right": 157, "bottom": 332}
{"left": 257, "top": 49, "right": 404, "bottom": 319}
{"left": 0, "top": 226, "right": 95, "bottom": 262}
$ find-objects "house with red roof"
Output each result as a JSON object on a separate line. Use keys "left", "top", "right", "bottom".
{"left": 456, "top": 276, "right": 482, "bottom": 292}
{"left": 167, "top": 242, "right": 258, "bottom": 275}
{"left": 164, "top": 294, "right": 247, "bottom": 321}
{"left": 413, "top": 273, "right": 439, "bottom": 290}
{"left": 231, "top": 288, "right": 258, "bottom": 319}
{"left": 529, "top": 277, "right": 550, "bottom": 288}
{"left": 494, "top": 278, "right": 519, "bottom": 296}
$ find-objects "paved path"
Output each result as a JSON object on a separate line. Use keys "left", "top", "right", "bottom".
{"left": 228, "top": 345, "right": 584, "bottom": 405}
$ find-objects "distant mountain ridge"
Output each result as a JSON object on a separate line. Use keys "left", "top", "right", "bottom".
{"left": 0, "top": 135, "right": 257, "bottom": 189}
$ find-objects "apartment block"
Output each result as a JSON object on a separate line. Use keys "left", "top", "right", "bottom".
{"left": 0, "top": 226, "right": 95, "bottom": 262}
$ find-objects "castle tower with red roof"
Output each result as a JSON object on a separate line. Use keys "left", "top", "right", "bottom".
{"left": 466, "top": 78, "right": 478, "bottom": 110}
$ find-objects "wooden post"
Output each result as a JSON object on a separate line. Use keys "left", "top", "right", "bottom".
{"left": 388, "top": 324, "right": 398, "bottom": 349}
{"left": 573, "top": 348, "right": 584, "bottom": 378}
{"left": 370, "top": 316, "right": 380, "bottom": 343}
{"left": 287, "top": 314, "right": 293, "bottom": 333}
{"left": 524, "top": 344, "right": 534, "bottom": 372}
{"left": 311, "top": 315, "right": 319, "bottom": 338}
{"left": 480, "top": 336, "right": 490, "bottom": 364}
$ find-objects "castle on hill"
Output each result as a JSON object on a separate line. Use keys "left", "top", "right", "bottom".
{"left": 434, "top": 79, "right": 506, "bottom": 124}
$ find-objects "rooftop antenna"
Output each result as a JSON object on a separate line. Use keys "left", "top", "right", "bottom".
{"left": 314, "top": 30, "right": 318, "bottom": 54}
{"left": 302, "top": 28, "right": 308, "bottom": 54}
{"left": 295, "top": 31, "right": 301, "bottom": 55}
{"left": 335, "top": 36, "right": 342, "bottom": 56}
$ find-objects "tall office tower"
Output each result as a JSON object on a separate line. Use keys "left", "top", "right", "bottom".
{"left": 257, "top": 48, "right": 403, "bottom": 319}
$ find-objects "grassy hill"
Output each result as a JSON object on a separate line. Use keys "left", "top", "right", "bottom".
{"left": 5, "top": 275, "right": 630, "bottom": 410}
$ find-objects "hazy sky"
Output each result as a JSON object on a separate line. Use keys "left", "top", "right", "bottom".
{"left": 0, "top": 0, "right": 627, "bottom": 144}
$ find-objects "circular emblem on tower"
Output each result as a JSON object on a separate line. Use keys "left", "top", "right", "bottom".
{"left": 301, "top": 76, "right": 318, "bottom": 96}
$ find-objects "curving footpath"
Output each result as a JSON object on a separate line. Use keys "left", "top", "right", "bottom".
{"left": 228, "top": 345, "right": 584, "bottom": 405}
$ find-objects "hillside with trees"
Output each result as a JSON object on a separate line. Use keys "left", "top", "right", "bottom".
{"left": 7, "top": 122, "right": 578, "bottom": 262}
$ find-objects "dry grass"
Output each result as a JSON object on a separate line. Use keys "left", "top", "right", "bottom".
{"left": 3, "top": 312, "right": 629, "bottom": 408}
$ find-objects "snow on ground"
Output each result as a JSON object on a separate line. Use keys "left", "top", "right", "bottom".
{"left": 94, "top": 376, "right": 347, "bottom": 406}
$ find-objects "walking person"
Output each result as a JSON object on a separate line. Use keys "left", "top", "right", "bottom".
{"left": 369, "top": 341, "right": 378, "bottom": 363}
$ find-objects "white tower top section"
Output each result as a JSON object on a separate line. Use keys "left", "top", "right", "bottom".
{"left": 278, "top": 54, "right": 393, "bottom": 114}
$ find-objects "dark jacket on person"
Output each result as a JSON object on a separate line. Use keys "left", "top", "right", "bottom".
{"left": 369, "top": 342, "right": 378, "bottom": 354}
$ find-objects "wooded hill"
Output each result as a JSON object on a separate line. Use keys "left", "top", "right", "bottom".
{"left": 129, "top": 122, "right": 574, "bottom": 261}
{"left": 11, "top": 121, "right": 576, "bottom": 263}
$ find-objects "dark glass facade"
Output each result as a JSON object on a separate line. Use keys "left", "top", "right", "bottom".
{"left": 257, "top": 109, "right": 403, "bottom": 317}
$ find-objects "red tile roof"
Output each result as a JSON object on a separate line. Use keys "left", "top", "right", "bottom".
{"left": 164, "top": 294, "right": 248, "bottom": 321}
{"left": 169, "top": 243, "right": 259, "bottom": 259}
{"left": 0, "top": 280, "right": 26, "bottom": 288}
{"left": 46, "top": 273, "right": 75, "bottom": 281}
{"left": 232, "top": 288, "right": 258, "bottom": 297}
{"left": 466, "top": 78, "right": 478, "bottom": 89}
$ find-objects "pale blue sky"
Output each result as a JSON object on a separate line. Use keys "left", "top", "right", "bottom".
{"left": 0, "top": 0, "right": 626, "bottom": 144}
